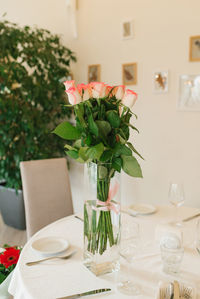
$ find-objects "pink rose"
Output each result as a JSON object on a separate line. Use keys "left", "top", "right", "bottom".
{"left": 89, "top": 82, "right": 106, "bottom": 98}
{"left": 66, "top": 87, "right": 82, "bottom": 105}
{"left": 63, "top": 80, "right": 75, "bottom": 90}
{"left": 122, "top": 89, "right": 138, "bottom": 108}
{"left": 77, "top": 84, "right": 91, "bottom": 101}
{"left": 105, "top": 85, "right": 113, "bottom": 96}
{"left": 114, "top": 85, "right": 125, "bottom": 100}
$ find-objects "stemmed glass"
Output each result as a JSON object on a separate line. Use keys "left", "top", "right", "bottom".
{"left": 117, "top": 221, "right": 141, "bottom": 296}
{"left": 168, "top": 182, "right": 185, "bottom": 226}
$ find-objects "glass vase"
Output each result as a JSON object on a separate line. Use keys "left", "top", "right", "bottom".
{"left": 83, "top": 162, "right": 121, "bottom": 276}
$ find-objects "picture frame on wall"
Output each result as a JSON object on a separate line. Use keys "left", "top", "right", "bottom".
{"left": 121, "top": 20, "right": 134, "bottom": 40}
{"left": 189, "top": 36, "right": 200, "bottom": 62}
{"left": 88, "top": 64, "right": 101, "bottom": 83}
{"left": 153, "top": 70, "right": 168, "bottom": 93}
{"left": 122, "top": 63, "right": 137, "bottom": 85}
{"left": 178, "top": 74, "right": 200, "bottom": 111}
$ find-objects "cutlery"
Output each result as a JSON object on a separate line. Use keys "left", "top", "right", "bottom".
{"left": 182, "top": 286, "right": 192, "bottom": 299}
{"left": 173, "top": 281, "right": 180, "bottom": 299}
{"left": 74, "top": 215, "right": 84, "bottom": 222}
{"left": 159, "top": 288, "right": 165, "bottom": 299}
{"left": 169, "top": 282, "right": 174, "bottom": 299}
{"left": 121, "top": 209, "right": 138, "bottom": 217}
{"left": 165, "top": 285, "right": 171, "bottom": 299}
{"left": 57, "top": 288, "right": 111, "bottom": 299}
{"left": 26, "top": 250, "right": 77, "bottom": 266}
{"left": 182, "top": 213, "right": 200, "bottom": 222}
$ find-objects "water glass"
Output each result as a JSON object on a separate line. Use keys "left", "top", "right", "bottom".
{"left": 160, "top": 243, "right": 184, "bottom": 274}
{"left": 117, "top": 221, "right": 141, "bottom": 296}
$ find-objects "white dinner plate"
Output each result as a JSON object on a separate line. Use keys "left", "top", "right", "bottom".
{"left": 128, "top": 203, "right": 157, "bottom": 216}
{"left": 31, "top": 237, "right": 69, "bottom": 256}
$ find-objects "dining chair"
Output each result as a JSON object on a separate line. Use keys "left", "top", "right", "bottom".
{"left": 20, "top": 158, "right": 73, "bottom": 239}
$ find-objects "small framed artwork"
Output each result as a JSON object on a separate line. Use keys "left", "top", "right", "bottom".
{"left": 153, "top": 71, "right": 168, "bottom": 93}
{"left": 189, "top": 36, "right": 200, "bottom": 62}
{"left": 122, "top": 63, "right": 137, "bottom": 85}
{"left": 178, "top": 74, "right": 200, "bottom": 111}
{"left": 121, "top": 20, "right": 134, "bottom": 40}
{"left": 88, "top": 64, "right": 101, "bottom": 83}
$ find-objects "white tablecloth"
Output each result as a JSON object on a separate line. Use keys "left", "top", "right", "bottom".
{"left": 8, "top": 206, "right": 200, "bottom": 299}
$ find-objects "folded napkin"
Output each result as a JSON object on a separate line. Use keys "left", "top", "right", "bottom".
{"left": 155, "top": 281, "right": 196, "bottom": 299}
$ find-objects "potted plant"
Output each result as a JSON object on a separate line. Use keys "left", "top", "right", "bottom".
{"left": 0, "top": 20, "right": 76, "bottom": 229}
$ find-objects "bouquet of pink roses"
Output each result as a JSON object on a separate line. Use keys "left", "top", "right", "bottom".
{"left": 53, "top": 81, "right": 143, "bottom": 255}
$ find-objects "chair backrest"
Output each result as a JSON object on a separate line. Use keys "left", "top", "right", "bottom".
{"left": 20, "top": 158, "right": 73, "bottom": 239}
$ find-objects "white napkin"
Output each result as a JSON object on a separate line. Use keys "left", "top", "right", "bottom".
{"left": 155, "top": 281, "right": 196, "bottom": 299}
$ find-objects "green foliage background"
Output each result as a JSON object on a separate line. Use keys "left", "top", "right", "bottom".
{"left": 0, "top": 20, "right": 76, "bottom": 191}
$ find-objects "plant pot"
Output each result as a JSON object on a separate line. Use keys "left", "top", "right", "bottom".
{"left": 83, "top": 162, "right": 121, "bottom": 276}
{"left": 0, "top": 185, "right": 26, "bottom": 230}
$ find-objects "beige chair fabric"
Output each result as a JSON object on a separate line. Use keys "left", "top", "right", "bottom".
{"left": 20, "top": 158, "right": 73, "bottom": 239}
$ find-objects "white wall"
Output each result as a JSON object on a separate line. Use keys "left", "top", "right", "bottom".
{"left": 1, "top": 0, "right": 200, "bottom": 211}
{"left": 68, "top": 0, "right": 200, "bottom": 209}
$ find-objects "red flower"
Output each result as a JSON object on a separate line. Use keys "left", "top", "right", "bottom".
{"left": 0, "top": 247, "right": 20, "bottom": 268}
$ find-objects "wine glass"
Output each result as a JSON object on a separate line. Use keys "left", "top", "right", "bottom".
{"left": 117, "top": 221, "right": 141, "bottom": 296}
{"left": 168, "top": 182, "right": 185, "bottom": 226}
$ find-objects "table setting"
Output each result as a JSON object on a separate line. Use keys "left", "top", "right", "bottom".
{"left": 7, "top": 205, "right": 200, "bottom": 299}
{"left": 6, "top": 81, "right": 200, "bottom": 298}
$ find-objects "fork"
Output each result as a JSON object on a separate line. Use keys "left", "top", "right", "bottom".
{"left": 26, "top": 250, "right": 77, "bottom": 266}
{"left": 180, "top": 285, "right": 192, "bottom": 299}
{"left": 183, "top": 286, "right": 192, "bottom": 299}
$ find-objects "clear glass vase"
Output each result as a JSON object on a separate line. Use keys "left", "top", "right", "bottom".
{"left": 83, "top": 162, "right": 121, "bottom": 276}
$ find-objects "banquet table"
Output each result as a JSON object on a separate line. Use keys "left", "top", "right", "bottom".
{"left": 9, "top": 205, "right": 200, "bottom": 299}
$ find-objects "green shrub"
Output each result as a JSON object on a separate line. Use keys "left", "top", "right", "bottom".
{"left": 0, "top": 20, "right": 76, "bottom": 191}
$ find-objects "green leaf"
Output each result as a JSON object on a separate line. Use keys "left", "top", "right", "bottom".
{"left": 126, "top": 142, "right": 144, "bottom": 160}
{"left": 106, "top": 110, "right": 121, "bottom": 128}
{"left": 88, "top": 114, "right": 99, "bottom": 136}
{"left": 84, "top": 134, "right": 93, "bottom": 146}
{"left": 65, "top": 150, "right": 79, "bottom": 159}
{"left": 52, "top": 122, "right": 81, "bottom": 140}
{"left": 121, "top": 155, "right": 143, "bottom": 178}
{"left": 113, "top": 144, "right": 132, "bottom": 157}
{"left": 127, "top": 123, "right": 139, "bottom": 133}
{"left": 86, "top": 143, "right": 104, "bottom": 160}
{"left": 98, "top": 165, "right": 108, "bottom": 179}
{"left": 0, "top": 272, "right": 6, "bottom": 284}
{"left": 112, "top": 157, "right": 122, "bottom": 172}
{"left": 73, "top": 139, "right": 82, "bottom": 149}
{"left": 96, "top": 120, "right": 111, "bottom": 139}
{"left": 100, "top": 150, "right": 113, "bottom": 162}
{"left": 74, "top": 104, "right": 86, "bottom": 128}
{"left": 64, "top": 144, "right": 76, "bottom": 151}
{"left": 79, "top": 147, "right": 89, "bottom": 161}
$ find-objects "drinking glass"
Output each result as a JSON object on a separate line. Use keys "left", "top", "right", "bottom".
{"left": 160, "top": 243, "right": 184, "bottom": 275}
{"left": 168, "top": 183, "right": 185, "bottom": 226}
{"left": 117, "top": 221, "right": 141, "bottom": 296}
